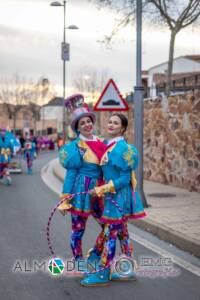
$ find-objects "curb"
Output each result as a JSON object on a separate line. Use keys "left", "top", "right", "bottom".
{"left": 130, "top": 219, "right": 200, "bottom": 258}
{"left": 53, "top": 159, "right": 200, "bottom": 258}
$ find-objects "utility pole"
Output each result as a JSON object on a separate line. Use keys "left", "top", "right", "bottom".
{"left": 134, "top": 0, "right": 148, "bottom": 207}
{"left": 50, "top": 1, "right": 78, "bottom": 143}
{"left": 62, "top": 0, "right": 66, "bottom": 143}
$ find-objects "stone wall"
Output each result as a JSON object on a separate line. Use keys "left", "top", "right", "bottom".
{"left": 97, "top": 90, "right": 200, "bottom": 192}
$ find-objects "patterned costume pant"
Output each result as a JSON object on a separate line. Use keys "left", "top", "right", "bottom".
{"left": 70, "top": 214, "right": 133, "bottom": 261}
{"left": 100, "top": 223, "right": 132, "bottom": 267}
{"left": 70, "top": 194, "right": 104, "bottom": 260}
{"left": 93, "top": 222, "right": 133, "bottom": 259}
{"left": 71, "top": 214, "right": 88, "bottom": 260}
{"left": 70, "top": 191, "right": 133, "bottom": 261}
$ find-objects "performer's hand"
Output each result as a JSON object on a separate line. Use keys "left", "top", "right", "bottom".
{"left": 58, "top": 208, "right": 67, "bottom": 216}
{"left": 58, "top": 200, "right": 71, "bottom": 216}
{"left": 89, "top": 189, "right": 97, "bottom": 196}
{"left": 58, "top": 194, "right": 72, "bottom": 215}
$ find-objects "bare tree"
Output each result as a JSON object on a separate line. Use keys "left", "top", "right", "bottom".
{"left": 32, "top": 77, "right": 56, "bottom": 105}
{"left": 0, "top": 74, "right": 29, "bottom": 132}
{"left": 28, "top": 102, "right": 40, "bottom": 133}
{"left": 73, "top": 66, "right": 109, "bottom": 96}
{"left": 149, "top": 0, "right": 200, "bottom": 95}
{"left": 91, "top": 0, "right": 200, "bottom": 95}
{"left": 0, "top": 74, "right": 56, "bottom": 133}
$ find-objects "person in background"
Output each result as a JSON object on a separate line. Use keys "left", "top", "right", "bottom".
{"left": 57, "top": 135, "right": 64, "bottom": 150}
{"left": 0, "top": 128, "right": 15, "bottom": 185}
{"left": 19, "top": 135, "right": 25, "bottom": 149}
{"left": 49, "top": 139, "right": 55, "bottom": 150}
{"left": 23, "top": 136, "right": 36, "bottom": 174}
{"left": 32, "top": 136, "right": 39, "bottom": 155}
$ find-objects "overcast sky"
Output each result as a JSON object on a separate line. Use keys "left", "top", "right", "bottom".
{"left": 0, "top": 0, "right": 200, "bottom": 96}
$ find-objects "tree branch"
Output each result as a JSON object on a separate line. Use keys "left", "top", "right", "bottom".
{"left": 178, "top": 0, "right": 200, "bottom": 28}
{"left": 181, "top": 10, "right": 200, "bottom": 28}
{"left": 148, "top": 0, "right": 175, "bottom": 29}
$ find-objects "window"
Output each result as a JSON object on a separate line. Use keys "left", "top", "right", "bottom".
{"left": 47, "top": 127, "right": 53, "bottom": 135}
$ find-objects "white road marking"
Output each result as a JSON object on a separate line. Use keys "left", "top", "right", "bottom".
{"left": 41, "top": 161, "right": 61, "bottom": 195}
{"left": 129, "top": 230, "right": 200, "bottom": 277}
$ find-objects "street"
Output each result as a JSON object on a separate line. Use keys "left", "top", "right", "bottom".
{"left": 0, "top": 152, "right": 200, "bottom": 300}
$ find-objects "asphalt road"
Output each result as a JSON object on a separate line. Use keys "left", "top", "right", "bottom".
{"left": 0, "top": 152, "right": 200, "bottom": 300}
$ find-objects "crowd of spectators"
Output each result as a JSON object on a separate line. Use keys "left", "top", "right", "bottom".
{"left": 18, "top": 135, "right": 57, "bottom": 153}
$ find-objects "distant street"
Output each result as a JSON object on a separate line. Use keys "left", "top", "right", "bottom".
{"left": 0, "top": 152, "right": 200, "bottom": 300}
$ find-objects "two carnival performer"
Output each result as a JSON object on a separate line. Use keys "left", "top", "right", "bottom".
{"left": 81, "top": 113, "right": 146, "bottom": 286}
{"left": 58, "top": 94, "right": 137, "bottom": 275}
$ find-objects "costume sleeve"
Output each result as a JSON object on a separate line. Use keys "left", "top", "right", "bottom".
{"left": 113, "top": 144, "right": 139, "bottom": 190}
{"left": 94, "top": 171, "right": 131, "bottom": 196}
{"left": 59, "top": 141, "right": 81, "bottom": 169}
{"left": 62, "top": 169, "right": 78, "bottom": 194}
{"left": 109, "top": 143, "right": 139, "bottom": 190}
{"left": 59, "top": 141, "right": 81, "bottom": 194}
{"left": 122, "top": 144, "right": 139, "bottom": 171}
{"left": 112, "top": 169, "right": 131, "bottom": 190}
{"left": 109, "top": 143, "right": 139, "bottom": 171}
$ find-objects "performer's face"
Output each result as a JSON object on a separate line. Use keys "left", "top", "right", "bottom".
{"left": 77, "top": 116, "right": 94, "bottom": 138}
{"left": 107, "top": 115, "right": 124, "bottom": 137}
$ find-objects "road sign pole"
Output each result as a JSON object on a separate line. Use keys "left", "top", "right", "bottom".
{"left": 134, "top": 0, "right": 148, "bottom": 207}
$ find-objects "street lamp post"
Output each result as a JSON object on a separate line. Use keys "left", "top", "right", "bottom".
{"left": 133, "top": 0, "right": 148, "bottom": 207}
{"left": 63, "top": 1, "right": 66, "bottom": 143}
{"left": 50, "top": 1, "right": 78, "bottom": 143}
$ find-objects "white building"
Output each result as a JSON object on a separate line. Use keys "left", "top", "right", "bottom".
{"left": 143, "top": 55, "right": 200, "bottom": 98}
{"left": 40, "top": 97, "right": 64, "bottom": 134}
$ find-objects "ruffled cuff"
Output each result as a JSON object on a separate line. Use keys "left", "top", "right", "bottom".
{"left": 94, "top": 180, "right": 116, "bottom": 197}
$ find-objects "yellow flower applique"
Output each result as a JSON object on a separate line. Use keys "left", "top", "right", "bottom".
{"left": 123, "top": 145, "right": 135, "bottom": 168}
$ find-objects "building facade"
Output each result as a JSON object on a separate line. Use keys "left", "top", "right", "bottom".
{"left": 143, "top": 55, "right": 200, "bottom": 98}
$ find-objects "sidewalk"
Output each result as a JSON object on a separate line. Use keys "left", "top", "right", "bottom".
{"left": 53, "top": 159, "right": 200, "bottom": 258}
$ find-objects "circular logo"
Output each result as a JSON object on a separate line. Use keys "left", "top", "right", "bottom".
{"left": 113, "top": 256, "right": 135, "bottom": 277}
{"left": 48, "top": 258, "right": 65, "bottom": 276}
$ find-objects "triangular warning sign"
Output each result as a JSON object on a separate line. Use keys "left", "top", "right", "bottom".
{"left": 93, "top": 79, "right": 128, "bottom": 111}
